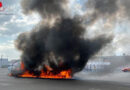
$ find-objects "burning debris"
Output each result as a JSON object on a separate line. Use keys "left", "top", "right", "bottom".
{"left": 10, "top": 0, "right": 114, "bottom": 79}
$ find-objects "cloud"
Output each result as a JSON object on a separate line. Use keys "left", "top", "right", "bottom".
{"left": 2, "top": 0, "right": 20, "bottom": 7}
{"left": 0, "top": 8, "right": 40, "bottom": 37}
{"left": 0, "top": 27, "right": 8, "bottom": 31}
{"left": 0, "top": 41, "right": 20, "bottom": 60}
{"left": 0, "top": 0, "right": 40, "bottom": 60}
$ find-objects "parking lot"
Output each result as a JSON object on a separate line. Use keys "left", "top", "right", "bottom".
{"left": 0, "top": 68, "right": 130, "bottom": 90}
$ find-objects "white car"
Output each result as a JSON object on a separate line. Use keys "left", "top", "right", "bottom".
{"left": 8, "top": 61, "right": 23, "bottom": 76}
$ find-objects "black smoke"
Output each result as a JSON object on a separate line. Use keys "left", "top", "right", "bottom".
{"left": 15, "top": 0, "right": 113, "bottom": 76}
{"left": 87, "top": 0, "right": 118, "bottom": 15}
{"left": 86, "top": 0, "right": 130, "bottom": 19}
{"left": 85, "top": 0, "right": 118, "bottom": 26}
{"left": 21, "top": 0, "right": 69, "bottom": 17}
{"left": 120, "top": 0, "right": 130, "bottom": 18}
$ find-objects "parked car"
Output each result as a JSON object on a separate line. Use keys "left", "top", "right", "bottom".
{"left": 122, "top": 67, "right": 130, "bottom": 72}
{"left": 8, "top": 61, "right": 22, "bottom": 76}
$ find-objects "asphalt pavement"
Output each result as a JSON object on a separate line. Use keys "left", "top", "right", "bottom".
{"left": 0, "top": 68, "right": 130, "bottom": 90}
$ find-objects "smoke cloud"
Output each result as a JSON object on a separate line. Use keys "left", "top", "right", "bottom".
{"left": 15, "top": 0, "right": 114, "bottom": 76}
{"left": 120, "top": 0, "right": 130, "bottom": 18}
{"left": 87, "top": 0, "right": 118, "bottom": 15}
{"left": 83, "top": 0, "right": 130, "bottom": 56}
{"left": 21, "top": 0, "right": 69, "bottom": 18}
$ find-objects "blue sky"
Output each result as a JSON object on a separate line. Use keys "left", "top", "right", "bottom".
{"left": 0, "top": 0, "right": 130, "bottom": 60}
{"left": 0, "top": 0, "right": 40, "bottom": 60}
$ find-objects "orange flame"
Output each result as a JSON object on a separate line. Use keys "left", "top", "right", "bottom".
{"left": 18, "top": 62, "right": 72, "bottom": 79}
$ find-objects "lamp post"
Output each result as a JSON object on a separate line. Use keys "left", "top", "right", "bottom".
{"left": 0, "top": 55, "right": 3, "bottom": 68}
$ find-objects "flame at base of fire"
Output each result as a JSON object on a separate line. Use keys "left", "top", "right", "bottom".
{"left": 9, "top": 62, "right": 72, "bottom": 79}
{"left": 9, "top": 70, "right": 72, "bottom": 79}
{"left": 18, "top": 70, "right": 72, "bottom": 79}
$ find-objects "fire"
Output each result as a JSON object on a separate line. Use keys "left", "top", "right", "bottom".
{"left": 17, "top": 62, "right": 72, "bottom": 79}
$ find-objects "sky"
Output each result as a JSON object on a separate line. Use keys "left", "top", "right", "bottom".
{"left": 0, "top": 0, "right": 40, "bottom": 60}
{"left": 0, "top": 0, "right": 130, "bottom": 60}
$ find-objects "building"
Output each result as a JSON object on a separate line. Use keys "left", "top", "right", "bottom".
{"left": 84, "top": 55, "right": 130, "bottom": 72}
{"left": 0, "top": 58, "right": 9, "bottom": 68}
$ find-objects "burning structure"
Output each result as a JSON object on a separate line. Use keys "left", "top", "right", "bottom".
{"left": 10, "top": 0, "right": 115, "bottom": 79}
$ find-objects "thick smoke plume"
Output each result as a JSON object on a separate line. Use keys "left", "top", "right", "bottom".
{"left": 120, "top": 0, "right": 130, "bottom": 18}
{"left": 15, "top": 0, "right": 113, "bottom": 75}
{"left": 85, "top": 0, "right": 130, "bottom": 24}
{"left": 87, "top": 0, "right": 118, "bottom": 14}
{"left": 21, "top": 0, "right": 69, "bottom": 17}
{"left": 85, "top": 0, "right": 130, "bottom": 56}
{"left": 85, "top": 0, "right": 118, "bottom": 27}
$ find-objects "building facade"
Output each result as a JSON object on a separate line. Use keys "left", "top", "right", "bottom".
{"left": 0, "top": 58, "right": 9, "bottom": 68}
